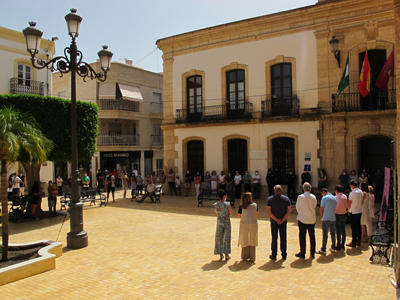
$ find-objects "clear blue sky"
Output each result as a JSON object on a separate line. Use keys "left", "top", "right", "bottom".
{"left": 1, "top": 0, "right": 316, "bottom": 73}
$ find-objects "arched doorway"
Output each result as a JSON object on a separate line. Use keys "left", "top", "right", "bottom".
{"left": 187, "top": 140, "right": 204, "bottom": 178}
{"left": 272, "top": 137, "right": 295, "bottom": 184}
{"left": 359, "top": 136, "right": 391, "bottom": 172}
{"left": 228, "top": 139, "right": 248, "bottom": 175}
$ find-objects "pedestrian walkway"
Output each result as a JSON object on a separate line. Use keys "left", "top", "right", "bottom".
{"left": 1, "top": 191, "right": 395, "bottom": 299}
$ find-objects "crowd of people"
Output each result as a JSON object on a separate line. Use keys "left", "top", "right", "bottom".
{"left": 213, "top": 180, "right": 377, "bottom": 262}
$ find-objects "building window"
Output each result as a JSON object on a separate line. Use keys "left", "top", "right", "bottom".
{"left": 156, "top": 159, "right": 163, "bottom": 177}
{"left": 186, "top": 76, "right": 202, "bottom": 121}
{"left": 153, "top": 92, "right": 163, "bottom": 114}
{"left": 270, "top": 63, "right": 293, "bottom": 116}
{"left": 108, "top": 122, "right": 122, "bottom": 135}
{"left": 18, "top": 64, "right": 31, "bottom": 86}
{"left": 226, "top": 69, "right": 245, "bottom": 118}
{"left": 227, "top": 138, "right": 247, "bottom": 175}
{"left": 187, "top": 140, "right": 204, "bottom": 178}
{"left": 152, "top": 124, "right": 163, "bottom": 145}
{"left": 272, "top": 137, "right": 295, "bottom": 184}
{"left": 58, "top": 91, "right": 67, "bottom": 99}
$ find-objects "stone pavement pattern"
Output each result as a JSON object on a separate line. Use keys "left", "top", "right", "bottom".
{"left": 1, "top": 190, "right": 395, "bottom": 299}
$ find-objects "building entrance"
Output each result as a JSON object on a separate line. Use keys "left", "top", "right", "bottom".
{"left": 227, "top": 139, "right": 247, "bottom": 175}
{"left": 359, "top": 136, "right": 391, "bottom": 172}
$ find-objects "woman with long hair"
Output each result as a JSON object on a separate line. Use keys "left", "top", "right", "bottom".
{"left": 122, "top": 171, "right": 129, "bottom": 199}
{"left": 237, "top": 192, "right": 259, "bottom": 262}
{"left": 360, "top": 182, "right": 370, "bottom": 242}
{"left": 214, "top": 189, "right": 232, "bottom": 261}
{"left": 28, "top": 181, "right": 41, "bottom": 219}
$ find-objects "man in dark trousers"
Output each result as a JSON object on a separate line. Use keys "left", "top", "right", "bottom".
{"left": 266, "top": 168, "right": 276, "bottom": 196}
{"left": 286, "top": 170, "right": 297, "bottom": 201}
{"left": 267, "top": 185, "right": 292, "bottom": 261}
{"left": 301, "top": 168, "right": 312, "bottom": 192}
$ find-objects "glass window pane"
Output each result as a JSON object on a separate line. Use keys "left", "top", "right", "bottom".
{"left": 238, "top": 82, "right": 244, "bottom": 91}
{"left": 195, "top": 76, "right": 202, "bottom": 86}
{"left": 228, "top": 71, "right": 236, "bottom": 82}
{"left": 237, "top": 70, "right": 244, "bottom": 81}
{"left": 18, "top": 65, "right": 23, "bottom": 72}
{"left": 274, "top": 79, "right": 281, "bottom": 89}
{"left": 189, "top": 89, "right": 194, "bottom": 97}
{"left": 229, "top": 83, "right": 236, "bottom": 92}
{"left": 238, "top": 91, "right": 245, "bottom": 100}
{"left": 196, "top": 87, "right": 202, "bottom": 97}
{"left": 230, "top": 92, "right": 236, "bottom": 101}
{"left": 272, "top": 65, "right": 280, "bottom": 77}
{"left": 283, "top": 78, "right": 291, "bottom": 87}
{"left": 283, "top": 64, "right": 291, "bottom": 76}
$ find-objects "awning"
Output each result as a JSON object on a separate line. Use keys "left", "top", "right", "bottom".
{"left": 118, "top": 84, "right": 143, "bottom": 101}
{"left": 98, "top": 83, "right": 116, "bottom": 98}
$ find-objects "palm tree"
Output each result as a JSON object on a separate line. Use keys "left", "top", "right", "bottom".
{"left": 0, "top": 106, "right": 52, "bottom": 261}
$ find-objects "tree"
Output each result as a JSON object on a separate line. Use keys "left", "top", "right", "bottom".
{"left": 0, "top": 106, "right": 52, "bottom": 261}
{"left": 0, "top": 94, "right": 99, "bottom": 211}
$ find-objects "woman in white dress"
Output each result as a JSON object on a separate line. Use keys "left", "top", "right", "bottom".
{"left": 237, "top": 192, "right": 259, "bottom": 262}
{"left": 367, "top": 186, "right": 376, "bottom": 238}
{"left": 360, "top": 183, "right": 370, "bottom": 242}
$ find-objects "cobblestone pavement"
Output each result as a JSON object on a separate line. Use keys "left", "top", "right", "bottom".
{"left": 1, "top": 190, "right": 396, "bottom": 299}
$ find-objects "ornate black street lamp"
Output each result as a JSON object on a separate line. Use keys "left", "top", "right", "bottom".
{"left": 23, "top": 8, "right": 113, "bottom": 249}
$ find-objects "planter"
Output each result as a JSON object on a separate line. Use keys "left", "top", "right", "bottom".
{"left": 0, "top": 240, "right": 62, "bottom": 285}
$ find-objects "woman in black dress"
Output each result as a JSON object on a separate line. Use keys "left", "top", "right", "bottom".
{"left": 28, "top": 181, "right": 41, "bottom": 218}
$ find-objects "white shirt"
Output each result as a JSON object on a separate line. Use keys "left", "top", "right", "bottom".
{"left": 56, "top": 177, "right": 63, "bottom": 187}
{"left": 296, "top": 192, "right": 317, "bottom": 224}
{"left": 12, "top": 176, "right": 21, "bottom": 189}
{"left": 176, "top": 178, "right": 181, "bottom": 187}
{"left": 234, "top": 175, "right": 242, "bottom": 185}
{"left": 219, "top": 175, "right": 226, "bottom": 184}
{"left": 252, "top": 174, "right": 260, "bottom": 184}
{"left": 349, "top": 187, "right": 363, "bottom": 214}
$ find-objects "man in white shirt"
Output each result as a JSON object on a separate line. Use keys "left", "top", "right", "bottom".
{"left": 252, "top": 170, "right": 261, "bottom": 200}
{"left": 346, "top": 180, "right": 363, "bottom": 247}
{"left": 295, "top": 182, "right": 317, "bottom": 259}
{"left": 12, "top": 173, "right": 22, "bottom": 196}
{"left": 138, "top": 183, "right": 158, "bottom": 203}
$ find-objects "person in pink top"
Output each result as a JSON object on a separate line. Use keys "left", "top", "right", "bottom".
{"left": 334, "top": 185, "right": 348, "bottom": 250}
{"left": 194, "top": 172, "right": 202, "bottom": 197}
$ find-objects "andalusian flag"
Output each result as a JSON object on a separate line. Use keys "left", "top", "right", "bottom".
{"left": 358, "top": 51, "right": 372, "bottom": 97}
{"left": 337, "top": 54, "right": 349, "bottom": 96}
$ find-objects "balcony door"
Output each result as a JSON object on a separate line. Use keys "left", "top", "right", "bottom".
{"left": 17, "top": 64, "right": 32, "bottom": 93}
{"left": 227, "top": 139, "right": 247, "bottom": 175}
{"left": 272, "top": 137, "right": 295, "bottom": 184}
{"left": 271, "top": 63, "right": 292, "bottom": 116}
{"left": 187, "top": 140, "right": 204, "bottom": 178}
{"left": 187, "top": 76, "right": 202, "bottom": 122}
{"left": 226, "top": 69, "right": 245, "bottom": 119}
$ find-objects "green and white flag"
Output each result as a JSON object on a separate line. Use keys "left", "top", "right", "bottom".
{"left": 336, "top": 54, "right": 349, "bottom": 97}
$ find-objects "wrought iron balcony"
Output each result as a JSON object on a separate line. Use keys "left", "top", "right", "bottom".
{"left": 261, "top": 95, "right": 300, "bottom": 118}
{"left": 98, "top": 134, "right": 140, "bottom": 146}
{"left": 332, "top": 90, "right": 396, "bottom": 112}
{"left": 10, "top": 78, "right": 45, "bottom": 96}
{"left": 97, "top": 99, "right": 139, "bottom": 112}
{"left": 152, "top": 102, "right": 163, "bottom": 114}
{"left": 152, "top": 135, "right": 163, "bottom": 146}
{"left": 175, "top": 102, "right": 253, "bottom": 123}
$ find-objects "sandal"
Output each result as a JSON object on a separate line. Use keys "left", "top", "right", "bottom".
{"left": 225, "top": 255, "right": 231, "bottom": 261}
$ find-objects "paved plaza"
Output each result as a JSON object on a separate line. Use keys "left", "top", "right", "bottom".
{"left": 1, "top": 190, "right": 396, "bottom": 299}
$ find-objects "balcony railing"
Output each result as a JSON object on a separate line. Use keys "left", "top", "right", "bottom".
{"left": 98, "top": 134, "right": 140, "bottom": 146}
{"left": 176, "top": 102, "right": 253, "bottom": 123}
{"left": 261, "top": 96, "right": 300, "bottom": 118}
{"left": 332, "top": 90, "right": 396, "bottom": 112}
{"left": 152, "top": 135, "right": 164, "bottom": 146}
{"left": 152, "top": 102, "right": 163, "bottom": 114}
{"left": 10, "top": 78, "right": 45, "bottom": 96}
{"left": 97, "top": 99, "right": 139, "bottom": 112}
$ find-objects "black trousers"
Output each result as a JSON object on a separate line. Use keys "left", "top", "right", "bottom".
{"left": 298, "top": 221, "right": 316, "bottom": 256}
{"left": 268, "top": 183, "right": 274, "bottom": 196}
{"left": 244, "top": 183, "right": 251, "bottom": 193}
{"left": 350, "top": 213, "right": 362, "bottom": 245}
{"left": 168, "top": 182, "right": 176, "bottom": 195}
{"left": 270, "top": 219, "right": 287, "bottom": 257}
{"left": 287, "top": 184, "right": 295, "bottom": 200}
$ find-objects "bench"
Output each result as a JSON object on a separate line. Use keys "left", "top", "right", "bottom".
{"left": 369, "top": 220, "right": 393, "bottom": 263}
{"left": 60, "top": 188, "right": 106, "bottom": 209}
{"left": 197, "top": 189, "right": 235, "bottom": 208}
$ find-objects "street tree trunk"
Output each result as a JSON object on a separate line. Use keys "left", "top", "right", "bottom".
{"left": 21, "top": 162, "right": 42, "bottom": 215}
{"left": 1, "top": 158, "right": 9, "bottom": 261}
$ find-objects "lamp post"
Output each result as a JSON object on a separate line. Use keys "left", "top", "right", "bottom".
{"left": 23, "top": 8, "right": 113, "bottom": 249}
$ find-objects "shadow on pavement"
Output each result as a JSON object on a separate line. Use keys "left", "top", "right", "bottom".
{"left": 201, "top": 259, "right": 227, "bottom": 271}
{"left": 228, "top": 260, "right": 255, "bottom": 272}
{"left": 290, "top": 258, "right": 313, "bottom": 269}
{"left": 316, "top": 254, "right": 334, "bottom": 264}
{"left": 258, "top": 259, "right": 285, "bottom": 271}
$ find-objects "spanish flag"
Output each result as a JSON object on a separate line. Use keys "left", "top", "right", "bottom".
{"left": 358, "top": 51, "right": 372, "bottom": 97}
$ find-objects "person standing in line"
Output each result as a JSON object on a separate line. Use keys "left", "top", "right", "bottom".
{"left": 28, "top": 181, "right": 41, "bottom": 219}
{"left": 219, "top": 171, "right": 226, "bottom": 191}
{"left": 211, "top": 171, "right": 218, "bottom": 196}
{"left": 266, "top": 168, "right": 276, "bottom": 196}
{"left": 194, "top": 171, "right": 202, "bottom": 197}
{"left": 301, "top": 168, "right": 311, "bottom": 191}
{"left": 346, "top": 180, "right": 363, "bottom": 247}
{"left": 317, "top": 169, "right": 327, "bottom": 192}
{"left": 144, "top": 174, "right": 151, "bottom": 188}
{"left": 286, "top": 170, "right": 297, "bottom": 201}
{"left": 56, "top": 174, "right": 63, "bottom": 196}
{"left": 176, "top": 175, "right": 181, "bottom": 196}
{"left": 214, "top": 189, "right": 232, "bottom": 261}
{"left": 295, "top": 182, "right": 317, "bottom": 259}
{"left": 130, "top": 173, "right": 137, "bottom": 199}
{"left": 159, "top": 170, "right": 166, "bottom": 195}
{"left": 105, "top": 171, "right": 116, "bottom": 203}
{"left": 122, "top": 171, "right": 129, "bottom": 199}
{"left": 267, "top": 185, "right": 292, "bottom": 261}
{"left": 97, "top": 169, "right": 104, "bottom": 189}
{"left": 338, "top": 169, "right": 350, "bottom": 189}
{"left": 234, "top": 171, "right": 242, "bottom": 199}
{"left": 349, "top": 170, "right": 358, "bottom": 183}
{"left": 204, "top": 171, "right": 211, "bottom": 197}
{"left": 243, "top": 170, "right": 251, "bottom": 193}
{"left": 335, "top": 185, "right": 348, "bottom": 251}
{"left": 151, "top": 171, "right": 157, "bottom": 184}
{"left": 117, "top": 168, "right": 123, "bottom": 188}
{"left": 367, "top": 186, "right": 376, "bottom": 239}
{"left": 12, "top": 173, "right": 22, "bottom": 197}
{"left": 167, "top": 169, "right": 176, "bottom": 196}
{"left": 136, "top": 173, "right": 144, "bottom": 195}
{"left": 112, "top": 169, "right": 117, "bottom": 186}
{"left": 184, "top": 170, "right": 191, "bottom": 197}
{"left": 237, "top": 192, "right": 258, "bottom": 262}
{"left": 19, "top": 173, "right": 26, "bottom": 196}
{"left": 226, "top": 172, "right": 234, "bottom": 200}
{"left": 316, "top": 188, "right": 337, "bottom": 255}
{"left": 82, "top": 172, "right": 90, "bottom": 191}
{"left": 358, "top": 172, "right": 368, "bottom": 188}
{"left": 360, "top": 182, "right": 370, "bottom": 243}
{"left": 132, "top": 166, "right": 138, "bottom": 177}
{"left": 252, "top": 170, "right": 261, "bottom": 200}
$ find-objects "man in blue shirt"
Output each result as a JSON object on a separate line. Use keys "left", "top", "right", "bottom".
{"left": 316, "top": 188, "right": 337, "bottom": 255}
{"left": 338, "top": 169, "right": 350, "bottom": 187}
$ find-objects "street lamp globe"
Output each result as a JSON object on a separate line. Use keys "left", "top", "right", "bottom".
{"left": 22, "top": 21, "right": 43, "bottom": 54}
{"left": 65, "top": 8, "right": 82, "bottom": 38}
{"left": 98, "top": 46, "right": 113, "bottom": 72}
{"left": 329, "top": 36, "right": 339, "bottom": 53}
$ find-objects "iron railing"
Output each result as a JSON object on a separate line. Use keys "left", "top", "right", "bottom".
{"left": 98, "top": 134, "right": 140, "bottom": 146}
{"left": 97, "top": 99, "right": 139, "bottom": 112}
{"left": 332, "top": 89, "right": 396, "bottom": 112}
{"left": 10, "top": 78, "right": 45, "bottom": 96}
{"left": 175, "top": 102, "right": 253, "bottom": 123}
{"left": 152, "top": 135, "right": 163, "bottom": 146}
{"left": 261, "top": 96, "right": 300, "bottom": 118}
{"left": 152, "top": 102, "right": 163, "bottom": 114}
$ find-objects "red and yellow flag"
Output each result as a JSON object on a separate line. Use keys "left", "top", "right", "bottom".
{"left": 358, "top": 51, "right": 372, "bottom": 97}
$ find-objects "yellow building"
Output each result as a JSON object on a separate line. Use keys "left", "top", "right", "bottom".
{"left": 53, "top": 60, "right": 163, "bottom": 183}
{"left": 156, "top": 0, "right": 395, "bottom": 196}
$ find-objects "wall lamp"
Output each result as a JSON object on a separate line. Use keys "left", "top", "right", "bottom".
{"left": 329, "top": 36, "right": 340, "bottom": 68}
